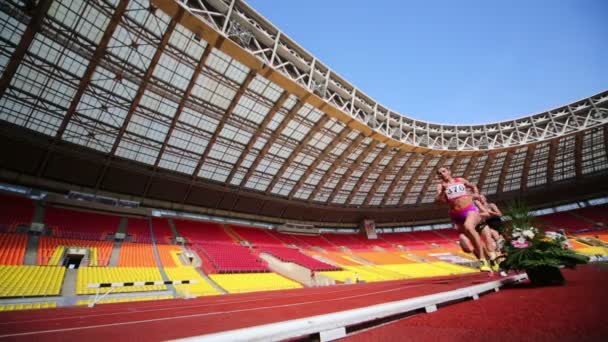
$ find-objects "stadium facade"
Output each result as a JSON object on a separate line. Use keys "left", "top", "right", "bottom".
{"left": 0, "top": 0, "right": 606, "bottom": 225}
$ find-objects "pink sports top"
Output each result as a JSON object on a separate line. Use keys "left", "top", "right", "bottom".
{"left": 444, "top": 178, "right": 469, "bottom": 202}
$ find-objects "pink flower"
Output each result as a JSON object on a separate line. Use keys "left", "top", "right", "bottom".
{"left": 511, "top": 237, "right": 529, "bottom": 249}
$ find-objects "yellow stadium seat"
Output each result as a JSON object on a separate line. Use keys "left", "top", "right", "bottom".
{"left": 210, "top": 273, "right": 302, "bottom": 293}
{"left": 76, "top": 267, "right": 165, "bottom": 295}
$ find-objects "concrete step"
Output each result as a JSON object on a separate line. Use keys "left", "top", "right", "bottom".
{"left": 23, "top": 234, "right": 39, "bottom": 265}
{"left": 117, "top": 217, "right": 128, "bottom": 234}
{"left": 61, "top": 268, "right": 77, "bottom": 297}
{"left": 194, "top": 267, "right": 227, "bottom": 294}
{"left": 109, "top": 241, "right": 121, "bottom": 266}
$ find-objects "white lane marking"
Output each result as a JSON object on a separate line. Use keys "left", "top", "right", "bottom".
{"left": 0, "top": 284, "right": 425, "bottom": 338}
{"left": 0, "top": 282, "right": 408, "bottom": 325}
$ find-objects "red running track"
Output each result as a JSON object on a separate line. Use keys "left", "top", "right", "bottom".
{"left": 347, "top": 264, "right": 608, "bottom": 342}
{"left": 0, "top": 272, "right": 495, "bottom": 341}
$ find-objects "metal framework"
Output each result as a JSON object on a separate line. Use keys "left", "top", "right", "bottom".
{"left": 0, "top": 0, "right": 606, "bottom": 216}
{"left": 176, "top": 0, "right": 608, "bottom": 151}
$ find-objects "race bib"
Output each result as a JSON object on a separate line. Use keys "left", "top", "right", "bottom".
{"left": 446, "top": 183, "right": 466, "bottom": 200}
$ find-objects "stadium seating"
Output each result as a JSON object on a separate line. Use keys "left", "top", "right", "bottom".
{"left": 174, "top": 219, "right": 234, "bottom": 244}
{"left": 151, "top": 218, "right": 175, "bottom": 244}
{"left": 267, "top": 231, "right": 309, "bottom": 247}
{"left": 0, "top": 302, "right": 56, "bottom": 311}
{"left": 259, "top": 246, "right": 340, "bottom": 271}
{"left": 118, "top": 243, "right": 156, "bottom": 267}
{"left": 353, "top": 251, "right": 414, "bottom": 265}
{"left": 195, "top": 243, "right": 269, "bottom": 272}
{"left": 230, "top": 225, "right": 285, "bottom": 246}
{"left": 76, "top": 296, "right": 172, "bottom": 306}
{"left": 0, "top": 193, "right": 34, "bottom": 233}
{"left": 282, "top": 234, "right": 336, "bottom": 249}
{"left": 321, "top": 234, "right": 371, "bottom": 250}
{"left": 379, "top": 233, "right": 432, "bottom": 250}
{"left": 45, "top": 207, "right": 120, "bottom": 240}
{"left": 0, "top": 266, "right": 65, "bottom": 297}
{"left": 38, "top": 237, "right": 112, "bottom": 266}
{"left": 379, "top": 262, "right": 476, "bottom": 278}
{"left": 209, "top": 273, "right": 302, "bottom": 293}
{"left": 126, "top": 218, "right": 152, "bottom": 243}
{"left": 76, "top": 267, "right": 165, "bottom": 294}
{"left": 0, "top": 233, "right": 27, "bottom": 265}
{"left": 165, "top": 266, "right": 220, "bottom": 296}
{"left": 569, "top": 206, "right": 608, "bottom": 225}
{"left": 537, "top": 211, "right": 594, "bottom": 232}
{"left": 157, "top": 244, "right": 181, "bottom": 267}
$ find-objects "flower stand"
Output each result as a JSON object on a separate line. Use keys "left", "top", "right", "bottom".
{"left": 526, "top": 266, "right": 565, "bottom": 286}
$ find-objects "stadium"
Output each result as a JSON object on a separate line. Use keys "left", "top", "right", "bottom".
{"left": 0, "top": 0, "right": 606, "bottom": 340}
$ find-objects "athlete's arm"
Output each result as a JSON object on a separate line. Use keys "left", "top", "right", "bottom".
{"left": 489, "top": 203, "right": 503, "bottom": 217}
{"left": 435, "top": 183, "right": 447, "bottom": 203}
{"left": 474, "top": 199, "right": 490, "bottom": 218}
{"left": 461, "top": 178, "right": 479, "bottom": 196}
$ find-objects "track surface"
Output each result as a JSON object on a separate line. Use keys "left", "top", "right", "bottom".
{"left": 0, "top": 272, "right": 494, "bottom": 341}
{"left": 346, "top": 264, "right": 608, "bottom": 342}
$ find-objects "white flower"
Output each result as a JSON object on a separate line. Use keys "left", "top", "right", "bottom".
{"left": 522, "top": 229, "right": 535, "bottom": 239}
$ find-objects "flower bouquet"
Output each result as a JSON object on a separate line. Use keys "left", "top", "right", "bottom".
{"left": 499, "top": 200, "right": 588, "bottom": 285}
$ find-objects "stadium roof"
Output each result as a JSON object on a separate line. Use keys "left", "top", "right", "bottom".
{"left": 0, "top": 0, "right": 606, "bottom": 224}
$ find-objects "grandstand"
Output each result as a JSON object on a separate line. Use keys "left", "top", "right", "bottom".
{"left": 0, "top": 0, "right": 606, "bottom": 340}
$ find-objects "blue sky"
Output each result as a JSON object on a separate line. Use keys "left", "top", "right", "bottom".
{"left": 245, "top": 0, "right": 608, "bottom": 124}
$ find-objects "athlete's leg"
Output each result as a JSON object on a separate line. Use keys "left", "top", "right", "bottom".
{"left": 458, "top": 232, "right": 475, "bottom": 254}
{"left": 480, "top": 226, "right": 497, "bottom": 259}
{"left": 463, "top": 211, "right": 486, "bottom": 261}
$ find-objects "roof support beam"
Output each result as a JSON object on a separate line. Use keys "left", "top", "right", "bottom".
{"left": 448, "top": 156, "right": 463, "bottom": 176}
{"left": 281, "top": 125, "right": 351, "bottom": 198}
{"left": 380, "top": 153, "right": 417, "bottom": 206}
{"left": 55, "top": 0, "right": 130, "bottom": 140}
{"left": 0, "top": 0, "right": 53, "bottom": 98}
{"left": 109, "top": 10, "right": 184, "bottom": 156}
{"left": 362, "top": 150, "right": 402, "bottom": 206}
{"left": 95, "top": 9, "right": 184, "bottom": 191}
{"left": 345, "top": 145, "right": 392, "bottom": 204}
{"left": 416, "top": 155, "right": 448, "bottom": 205}
{"left": 604, "top": 124, "right": 608, "bottom": 159}
{"left": 546, "top": 139, "right": 559, "bottom": 185}
{"left": 181, "top": 69, "right": 256, "bottom": 202}
{"left": 496, "top": 150, "right": 514, "bottom": 194}
{"left": 574, "top": 132, "right": 583, "bottom": 179}
{"left": 476, "top": 153, "right": 496, "bottom": 193}
{"left": 225, "top": 91, "right": 289, "bottom": 185}
{"left": 462, "top": 155, "right": 478, "bottom": 179}
{"left": 326, "top": 140, "right": 379, "bottom": 204}
{"left": 262, "top": 115, "right": 330, "bottom": 193}
{"left": 37, "top": 0, "right": 129, "bottom": 177}
{"left": 307, "top": 134, "right": 366, "bottom": 203}
{"left": 238, "top": 95, "right": 310, "bottom": 188}
{"left": 398, "top": 153, "right": 433, "bottom": 206}
{"left": 141, "top": 43, "right": 214, "bottom": 198}
{"left": 520, "top": 145, "right": 536, "bottom": 192}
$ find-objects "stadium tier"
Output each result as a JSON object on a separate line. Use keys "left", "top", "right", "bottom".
{"left": 125, "top": 218, "right": 153, "bottom": 243}
{"left": 151, "top": 218, "right": 175, "bottom": 244}
{"left": 0, "top": 233, "right": 27, "bottom": 265}
{"left": 0, "top": 193, "right": 34, "bottom": 233}
{"left": 44, "top": 207, "right": 120, "bottom": 241}
{"left": 209, "top": 273, "right": 302, "bottom": 293}
{"left": 38, "top": 237, "right": 113, "bottom": 266}
{"left": 0, "top": 266, "right": 65, "bottom": 297}
{"left": 76, "top": 267, "right": 166, "bottom": 295}
{"left": 195, "top": 243, "right": 269, "bottom": 273}
{"left": 118, "top": 242, "right": 156, "bottom": 267}
{"left": 258, "top": 246, "right": 340, "bottom": 271}
{"left": 230, "top": 225, "right": 285, "bottom": 246}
